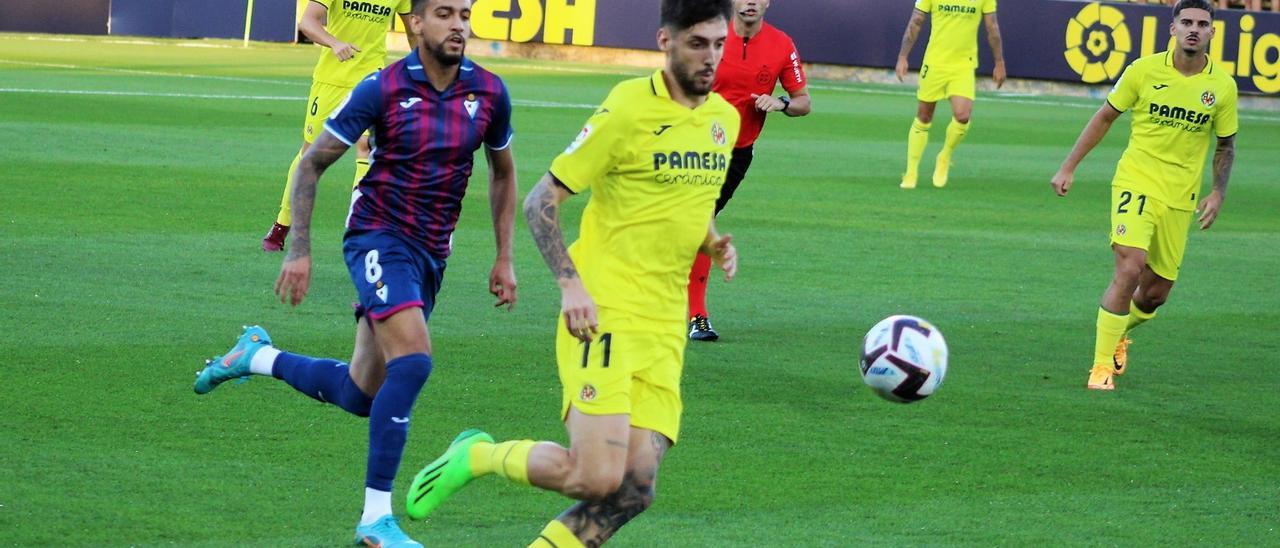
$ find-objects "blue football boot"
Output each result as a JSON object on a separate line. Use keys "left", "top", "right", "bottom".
{"left": 194, "top": 326, "right": 272, "bottom": 395}
{"left": 354, "top": 515, "right": 422, "bottom": 547}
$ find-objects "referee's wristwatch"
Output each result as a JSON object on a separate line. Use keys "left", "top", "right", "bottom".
{"left": 777, "top": 95, "right": 791, "bottom": 114}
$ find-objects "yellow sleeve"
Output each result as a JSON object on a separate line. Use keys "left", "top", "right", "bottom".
{"left": 1106, "top": 63, "right": 1142, "bottom": 112}
{"left": 396, "top": 0, "right": 412, "bottom": 15}
{"left": 549, "top": 90, "right": 629, "bottom": 194}
{"left": 983, "top": 0, "right": 997, "bottom": 14}
{"left": 915, "top": 0, "right": 932, "bottom": 13}
{"left": 1216, "top": 82, "right": 1239, "bottom": 138}
{"left": 312, "top": 0, "right": 335, "bottom": 9}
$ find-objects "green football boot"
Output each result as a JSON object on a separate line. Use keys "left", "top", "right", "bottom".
{"left": 405, "top": 429, "right": 493, "bottom": 520}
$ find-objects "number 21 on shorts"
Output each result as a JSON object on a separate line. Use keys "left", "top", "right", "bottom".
{"left": 1117, "top": 190, "right": 1147, "bottom": 215}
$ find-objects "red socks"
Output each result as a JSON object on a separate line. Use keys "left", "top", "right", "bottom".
{"left": 688, "top": 253, "right": 712, "bottom": 318}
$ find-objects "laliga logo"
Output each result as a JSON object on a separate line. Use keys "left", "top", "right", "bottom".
{"left": 1065, "top": 2, "right": 1132, "bottom": 83}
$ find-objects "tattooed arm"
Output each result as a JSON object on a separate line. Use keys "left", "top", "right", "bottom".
{"left": 895, "top": 9, "right": 927, "bottom": 82}
{"left": 984, "top": 12, "right": 1007, "bottom": 88}
{"left": 524, "top": 173, "right": 596, "bottom": 342}
{"left": 274, "top": 130, "right": 350, "bottom": 306}
{"left": 1198, "top": 134, "right": 1235, "bottom": 230}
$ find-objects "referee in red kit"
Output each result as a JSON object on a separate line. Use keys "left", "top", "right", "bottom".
{"left": 688, "top": 0, "right": 812, "bottom": 342}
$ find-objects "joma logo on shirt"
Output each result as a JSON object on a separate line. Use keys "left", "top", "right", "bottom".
{"left": 652, "top": 151, "right": 728, "bottom": 171}
{"left": 343, "top": 0, "right": 392, "bottom": 17}
{"left": 1148, "top": 103, "right": 1211, "bottom": 125}
{"left": 937, "top": 5, "right": 978, "bottom": 14}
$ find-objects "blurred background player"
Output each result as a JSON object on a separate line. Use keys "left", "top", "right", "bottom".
{"left": 262, "top": 0, "right": 415, "bottom": 251}
{"left": 403, "top": 1, "right": 739, "bottom": 546}
{"left": 195, "top": 0, "right": 519, "bottom": 545}
{"left": 686, "top": 0, "right": 811, "bottom": 342}
{"left": 895, "top": 0, "right": 1005, "bottom": 189}
{"left": 1050, "top": 0, "right": 1237, "bottom": 391}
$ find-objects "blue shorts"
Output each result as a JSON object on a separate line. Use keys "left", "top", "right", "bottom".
{"left": 343, "top": 230, "right": 446, "bottom": 322}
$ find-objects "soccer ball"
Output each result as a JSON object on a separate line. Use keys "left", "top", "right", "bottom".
{"left": 859, "top": 315, "right": 948, "bottom": 403}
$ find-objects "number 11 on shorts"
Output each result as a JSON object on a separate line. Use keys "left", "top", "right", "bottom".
{"left": 581, "top": 333, "right": 613, "bottom": 368}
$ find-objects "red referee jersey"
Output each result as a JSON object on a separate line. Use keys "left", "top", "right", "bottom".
{"left": 713, "top": 21, "right": 806, "bottom": 149}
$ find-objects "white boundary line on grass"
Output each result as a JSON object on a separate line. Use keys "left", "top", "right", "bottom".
{"left": 17, "top": 35, "right": 238, "bottom": 48}
{"left": 0, "top": 87, "right": 598, "bottom": 109}
{"left": 0, "top": 59, "right": 306, "bottom": 86}
{"left": 4, "top": 57, "right": 1277, "bottom": 122}
{"left": 805, "top": 82, "right": 1280, "bottom": 123}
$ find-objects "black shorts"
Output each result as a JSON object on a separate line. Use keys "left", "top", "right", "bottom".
{"left": 715, "top": 145, "right": 754, "bottom": 215}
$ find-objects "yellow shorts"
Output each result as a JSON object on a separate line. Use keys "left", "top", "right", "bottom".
{"left": 303, "top": 80, "right": 355, "bottom": 143}
{"left": 556, "top": 308, "right": 687, "bottom": 444}
{"left": 1110, "top": 185, "right": 1193, "bottom": 281}
{"left": 917, "top": 63, "right": 976, "bottom": 103}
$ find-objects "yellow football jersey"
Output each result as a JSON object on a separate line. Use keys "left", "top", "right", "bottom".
{"left": 311, "top": 0, "right": 412, "bottom": 87}
{"left": 550, "top": 70, "right": 740, "bottom": 327}
{"left": 1107, "top": 51, "right": 1239, "bottom": 211}
{"left": 915, "top": 0, "right": 996, "bottom": 69}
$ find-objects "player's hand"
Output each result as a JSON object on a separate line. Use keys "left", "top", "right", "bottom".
{"left": 750, "top": 93, "right": 785, "bottom": 113}
{"left": 706, "top": 233, "right": 738, "bottom": 282}
{"left": 895, "top": 57, "right": 909, "bottom": 83}
{"left": 1197, "top": 191, "right": 1224, "bottom": 230}
{"left": 1050, "top": 169, "right": 1074, "bottom": 197}
{"left": 489, "top": 256, "right": 517, "bottom": 311}
{"left": 274, "top": 255, "right": 312, "bottom": 307}
{"left": 993, "top": 61, "right": 1007, "bottom": 89}
{"left": 559, "top": 277, "right": 598, "bottom": 343}
{"left": 331, "top": 41, "right": 360, "bottom": 62}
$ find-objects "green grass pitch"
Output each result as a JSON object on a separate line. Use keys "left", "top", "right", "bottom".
{"left": 1, "top": 34, "right": 1278, "bottom": 545}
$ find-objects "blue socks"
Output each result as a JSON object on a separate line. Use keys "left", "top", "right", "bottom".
{"left": 366, "top": 353, "right": 432, "bottom": 491}
{"left": 268, "top": 350, "right": 434, "bottom": 493}
{"left": 273, "top": 352, "right": 374, "bottom": 417}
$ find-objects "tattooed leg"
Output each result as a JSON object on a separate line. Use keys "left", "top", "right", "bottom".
{"left": 556, "top": 430, "right": 670, "bottom": 547}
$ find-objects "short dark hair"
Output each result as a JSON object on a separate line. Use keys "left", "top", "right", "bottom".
{"left": 1173, "top": 0, "right": 1214, "bottom": 19}
{"left": 661, "top": 0, "right": 733, "bottom": 32}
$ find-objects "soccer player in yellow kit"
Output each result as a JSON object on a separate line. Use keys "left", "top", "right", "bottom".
{"left": 1051, "top": 0, "right": 1237, "bottom": 391}
{"left": 895, "top": 0, "right": 1005, "bottom": 189}
{"left": 262, "top": 0, "right": 415, "bottom": 251}
{"left": 403, "top": 1, "right": 740, "bottom": 546}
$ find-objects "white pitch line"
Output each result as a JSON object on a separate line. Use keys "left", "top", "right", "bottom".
{"left": 806, "top": 82, "right": 1280, "bottom": 122}
{"left": 0, "top": 59, "right": 306, "bottom": 86}
{"left": 3, "top": 56, "right": 1275, "bottom": 121}
{"left": 0, "top": 86, "right": 597, "bottom": 109}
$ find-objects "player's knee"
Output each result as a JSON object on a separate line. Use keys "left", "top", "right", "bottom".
{"left": 916, "top": 103, "right": 936, "bottom": 124}
{"left": 1138, "top": 287, "right": 1169, "bottom": 309}
{"left": 953, "top": 111, "right": 971, "bottom": 124}
{"left": 619, "top": 473, "right": 656, "bottom": 514}
{"left": 385, "top": 353, "right": 432, "bottom": 387}
{"left": 564, "top": 465, "right": 625, "bottom": 501}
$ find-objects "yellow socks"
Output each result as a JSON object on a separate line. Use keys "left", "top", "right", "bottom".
{"left": 469, "top": 439, "right": 535, "bottom": 485}
{"left": 939, "top": 119, "right": 969, "bottom": 161}
{"left": 353, "top": 158, "right": 371, "bottom": 189}
{"left": 529, "top": 520, "right": 584, "bottom": 548}
{"left": 905, "top": 117, "right": 932, "bottom": 183}
{"left": 1127, "top": 300, "right": 1156, "bottom": 331}
{"left": 1094, "top": 307, "right": 1129, "bottom": 367}
{"left": 277, "top": 150, "right": 303, "bottom": 226}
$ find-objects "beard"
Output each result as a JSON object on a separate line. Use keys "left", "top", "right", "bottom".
{"left": 671, "top": 58, "right": 714, "bottom": 97}
{"left": 1179, "top": 35, "right": 1207, "bottom": 56}
{"left": 425, "top": 35, "right": 465, "bottom": 66}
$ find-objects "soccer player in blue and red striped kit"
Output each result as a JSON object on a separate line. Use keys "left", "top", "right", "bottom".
{"left": 193, "top": 1, "right": 518, "bottom": 545}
